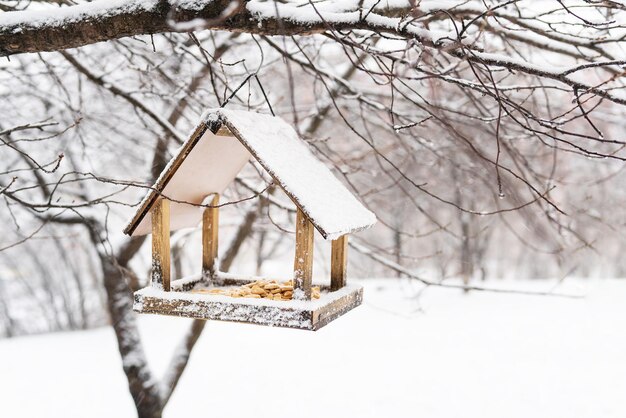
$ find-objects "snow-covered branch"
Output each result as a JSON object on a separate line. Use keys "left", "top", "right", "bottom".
{"left": 0, "top": 0, "right": 453, "bottom": 55}
{"left": 3, "top": 1, "right": 626, "bottom": 106}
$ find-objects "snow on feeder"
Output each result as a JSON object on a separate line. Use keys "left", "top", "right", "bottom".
{"left": 124, "top": 109, "right": 376, "bottom": 330}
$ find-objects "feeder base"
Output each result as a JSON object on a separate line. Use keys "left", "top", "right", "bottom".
{"left": 133, "top": 274, "right": 363, "bottom": 331}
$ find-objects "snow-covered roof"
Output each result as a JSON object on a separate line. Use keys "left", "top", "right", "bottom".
{"left": 124, "top": 109, "right": 376, "bottom": 240}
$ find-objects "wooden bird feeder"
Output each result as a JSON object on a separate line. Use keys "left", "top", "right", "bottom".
{"left": 124, "top": 109, "right": 376, "bottom": 331}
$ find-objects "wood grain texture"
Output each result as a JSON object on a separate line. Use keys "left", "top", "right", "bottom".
{"left": 331, "top": 234, "right": 348, "bottom": 291}
{"left": 124, "top": 122, "right": 209, "bottom": 236}
{"left": 202, "top": 194, "right": 220, "bottom": 277}
{"left": 151, "top": 198, "right": 171, "bottom": 291}
{"left": 133, "top": 279, "right": 363, "bottom": 331}
{"left": 215, "top": 125, "right": 233, "bottom": 136}
{"left": 293, "top": 208, "right": 314, "bottom": 300}
{"left": 311, "top": 288, "right": 363, "bottom": 330}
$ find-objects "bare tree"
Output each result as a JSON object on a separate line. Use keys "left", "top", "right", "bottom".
{"left": 2, "top": 1, "right": 626, "bottom": 417}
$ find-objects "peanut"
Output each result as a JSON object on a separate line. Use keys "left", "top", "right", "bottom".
{"left": 195, "top": 279, "right": 323, "bottom": 301}
{"left": 250, "top": 285, "right": 265, "bottom": 295}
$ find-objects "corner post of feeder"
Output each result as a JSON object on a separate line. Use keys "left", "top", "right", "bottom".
{"left": 331, "top": 234, "right": 348, "bottom": 291}
{"left": 202, "top": 193, "right": 220, "bottom": 279}
{"left": 151, "top": 197, "right": 171, "bottom": 291}
{"left": 293, "top": 208, "right": 314, "bottom": 300}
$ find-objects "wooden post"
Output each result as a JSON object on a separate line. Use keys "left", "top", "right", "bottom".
{"left": 331, "top": 235, "right": 348, "bottom": 291}
{"left": 202, "top": 194, "right": 219, "bottom": 277}
{"left": 151, "top": 198, "right": 170, "bottom": 291}
{"left": 293, "top": 208, "right": 314, "bottom": 300}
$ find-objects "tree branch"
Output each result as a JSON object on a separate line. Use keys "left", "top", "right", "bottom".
{"left": 0, "top": 0, "right": 452, "bottom": 56}
{"left": 3, "top": 1, "right": 625, "bottom": 107}
{"left": 350, "top": 239, "right": 581, "bottom": 298}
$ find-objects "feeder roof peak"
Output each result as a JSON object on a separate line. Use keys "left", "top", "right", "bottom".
{"left": 124, "top": 109, "right": 376, "bottom": 239}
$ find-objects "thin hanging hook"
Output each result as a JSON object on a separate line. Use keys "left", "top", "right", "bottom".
{"left": 221, "top": 73, "right": 275, "bottom": 116}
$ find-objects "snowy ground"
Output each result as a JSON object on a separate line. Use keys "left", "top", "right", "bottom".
{"left": 1, "top": 278, "right": 625, "bottom": 418}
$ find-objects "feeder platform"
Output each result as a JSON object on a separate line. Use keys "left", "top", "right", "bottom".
{"left": 133, "top": 273, "right": 363, "bottom": 331}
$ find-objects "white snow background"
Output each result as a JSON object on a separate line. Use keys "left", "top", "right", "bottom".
{"left": 1, "top": 278, "right": 625, "bottom": 418}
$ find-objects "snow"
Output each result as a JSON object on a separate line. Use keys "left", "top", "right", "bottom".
{"left": 126, "top": 109, "right": 376, "bottom": 239}
{"left": 0, "top": 0, "right": 421, "bottom": 31}
{"left": 0, "top": 0, "right": 158, "bottom": 28}
{"left": 138, "top": 278, "right": 357, "bottom": 310}
{"left": 214, "top": 109, "right": 377, "bottom": 239}
{"left": 0, "top": 0, "right": 476, "bottom": 30}
{"left": 125, "top": 120, "right": 251, "bottom": 236}
{"left": 135, "top": 273, "right": 362, "bottom": 329}
{"left": 0, "top": 0, "right": 458, "bottom": 53}
{"left": 5, "top": 0, "right": 621, "bottom": 105}
{"left": 245, "top": 0, "right": 457, "bottom": 46}
{"left": 1, "top": 278, "right": 626, "bottom": 418}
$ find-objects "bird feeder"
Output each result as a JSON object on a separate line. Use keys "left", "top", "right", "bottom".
{"left": 124, "top": 109, "right": 376, "bottom": 330}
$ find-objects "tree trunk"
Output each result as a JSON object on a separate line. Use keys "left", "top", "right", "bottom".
{"left": 100, "top": 252, "right": 164, "bottom": 418}
{"left": 86, "top": 227, "right": 163, "bottom": 418}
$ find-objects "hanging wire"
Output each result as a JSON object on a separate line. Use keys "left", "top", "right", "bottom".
{"left": 221, "top": 73, "right": 275, "bottom": 116}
